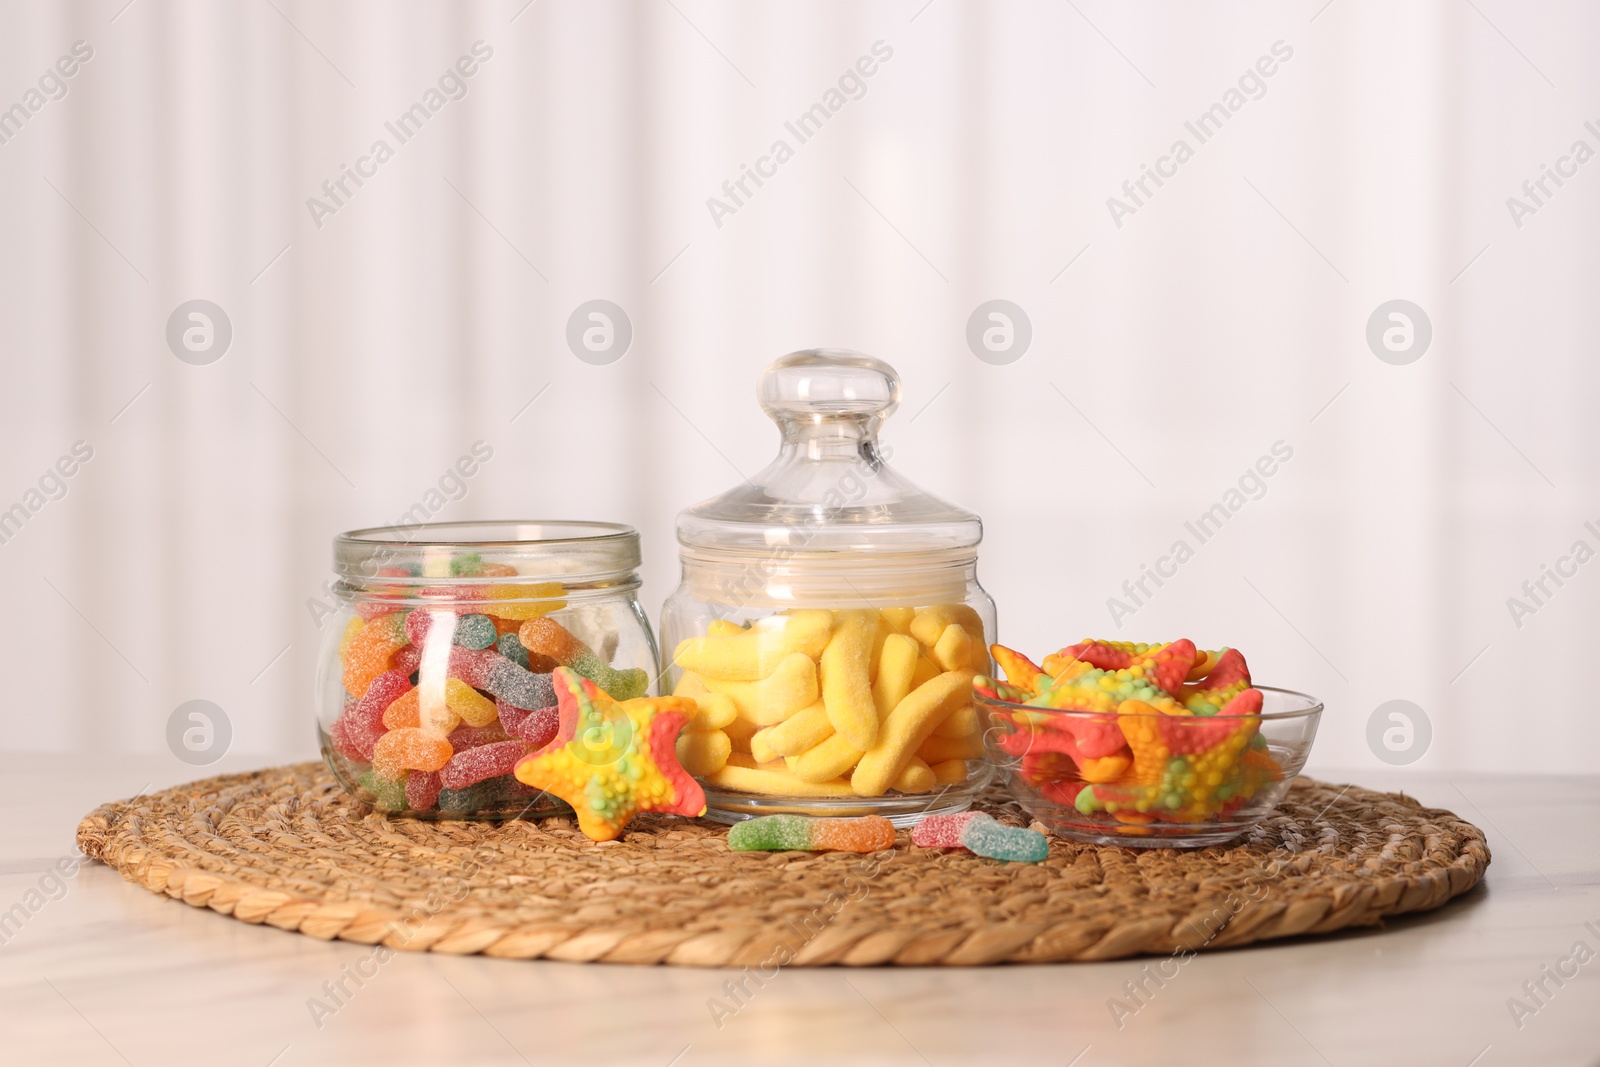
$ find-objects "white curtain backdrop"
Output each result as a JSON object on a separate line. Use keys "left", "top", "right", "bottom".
{"left": 0, "top": 0, "right": 1593, "bottom": 772}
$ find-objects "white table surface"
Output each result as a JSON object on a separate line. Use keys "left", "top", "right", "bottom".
{"left": 1, "top": 752, "right": 1596, "bottom": 1067}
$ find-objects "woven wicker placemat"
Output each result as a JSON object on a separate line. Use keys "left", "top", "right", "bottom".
{"left": 75, "top": 763, "right": 1488, "bottom": 966}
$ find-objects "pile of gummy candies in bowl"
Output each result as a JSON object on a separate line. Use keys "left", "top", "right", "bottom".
{"left": 976, "top": 638, "right": 1322, "bottom": 847}
{"left": 318, "top": 522, "right": 659, "bottom": 819}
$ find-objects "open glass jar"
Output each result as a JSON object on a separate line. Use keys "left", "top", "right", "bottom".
{"left": 659, "top": 351, "right": 996, "bottom": 824}
{"left": 317, "top": 520, "right": 659, "bottom": 819}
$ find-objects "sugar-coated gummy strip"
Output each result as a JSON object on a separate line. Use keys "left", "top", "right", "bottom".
{"left": 519, "top": 617, "right": 648, "bottom": 701}
{"left": 672, "top": 610, "right": 834, "bottom": 681}
{"left": 958, "top": 813, "right": 1048, "bottom": 863}
{"left": 440, "top": 739, "right": 530, "bottom": 790}
{"left": 792, "top": 733, "right": 864, "bottom": 783}
{"left": 372, "top": 727, "right": 453, "bottom": 779}
{"left": 929, "top": 758, "right": 969, "bottom": 785}
{"left": 358, "top": 770, "right": 408, "bottom": 812}
{"left": 931, "top": 624, "right": 973, "bottom": 672}
{"left": 763, "top": 702, "right": 834, "bottom": 757}
{"left": 447, "top": 720, "right": 510, "bottom": 749}
{"left": 909, "top": 606, "right": 987, "bottom": 669}
{"left": 727, "top": 814, "right": 894, "bottom": 852}
{"left": 819, "top": 610, "right": 879, "bottom": 750}
{"left": 339, "top": 669, "right": 410, "bottom": 759}
{"left": 871, "top": 634, "right": 919, "bottom": 720}
{"left": 911, "top": 811, "right": 983, "bottom": 849}
{"left": 686, "top": 691, "right": 738, "bottom": 732}
{"left": 405, "top": 770, "right": 443, "bottom": 811}
{"left": 916, "top": 731, "right": 984, "bottom": 763}
{"left": 496, "top": 700, "right": 560, "bottom": 748}
{"left": 851, "top": 669, "right": 975, "bottom": 797}
{"left": 891, "top": 757, "right": 936, "bottom": 793}
{"left": 932, "top": 703, "right": 980, "bottom": 740}
{"left": 342, "top": 611, "right": 410, "bottom": 698}
{"left": 677, "top": 729, "right": 732, "bottom": 775}
{"left": 448, "top": 646, "right": 554, "bottom": 710}
{"left": 703, "top": 652, "right": 819, "bottom": 726}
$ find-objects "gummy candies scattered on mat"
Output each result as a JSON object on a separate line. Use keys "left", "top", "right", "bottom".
{"left": 326, "top": 555, "right": 700, "bottom": 839}
{"left": 977, "top": 639, "right": 1282, "bottom": 831}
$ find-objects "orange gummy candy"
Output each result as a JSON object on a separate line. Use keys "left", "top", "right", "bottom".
{"left": 372, "top": 727, "right": 453, "bottom": 779}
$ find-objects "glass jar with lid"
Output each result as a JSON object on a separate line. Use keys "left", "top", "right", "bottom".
{"left": 659, "top": 350, "right": 996, "bottom": 823}
{"left": 317, "top": 520, "right": 659, "bottom": 819}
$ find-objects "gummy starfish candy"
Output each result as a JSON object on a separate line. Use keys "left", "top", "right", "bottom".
{"left": 514, "top": 667, "right": 706, "bottom": 841}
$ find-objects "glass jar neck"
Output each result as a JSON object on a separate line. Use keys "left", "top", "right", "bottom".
{"left": 771, "top": 412, "right": 885, "bottom": 462}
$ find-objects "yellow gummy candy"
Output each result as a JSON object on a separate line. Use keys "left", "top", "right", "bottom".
{"left": 932, "top": 703, "right": 980, "bottom": 740}
{"left": 930, "top": 758, "right": 969, "bottom": 785}
{"left": 851, "top": 669, "right": 975, "bottom": 797}
{"left": 820, "top": 609, "right": 878, "bottom": 751}
{"left": 910, "top": 655, "right": 940, "bottom": 689}
{"left": 1079, "top": 753, "right": 1131, "bottom": 783}
{"left": 916, "top": 730, "right": 984, "bottom": 763}
{"left": 749, "top": 725, "right": 782, "bottom": 765}
{"left": 707, "top": 619, "right": 747, "bottom": 637}
{"left": 677, "top": 729, "right": 732, "bottom": 776}
{"left": 909, "top": 606, "right": 988, "bottom": 670}
{"left": 872, "top": 633, "right": 919, "bottom": 721}
{"left": 704, "top": 651, "right": 818, "bottom": 726}
{"left": 674, "top": 610, "right": 833, "bottom": 681}
{"left": 880, "top": 606, "right": 916, "bottom": 634}
{"left": 673, "top": 670, "right": 709, "bottom": 698}
{"left": 792, "top": 733, "right": 865, "bottom": 783}
{"left": 338, "top": 616, "right": 364, "bottom": 657}
{"left": 482, "top": 582, "right": 567, "bottom": 620}
{"left": 931, "top": 623, "right": 973, "bottom": 672}
{"left": 444, "top": 677, "right": 498, "bottom": 728}
{"left": 723, "top": 716, "right": 758, "bottom": 751}
{"left": 764, "top": 702, "right": 834, "bottom": 757}
{"left": 685, "top": 691, "right": 738, "bottom": 732}
{"left": 892, "top": 757, "right": 936, "bottom": 794}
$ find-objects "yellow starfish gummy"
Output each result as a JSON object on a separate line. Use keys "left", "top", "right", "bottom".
{"left": 514, "top": 667, "right": 706, "bottom": 841}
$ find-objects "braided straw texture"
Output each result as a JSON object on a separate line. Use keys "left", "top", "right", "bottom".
{"left": 76, "top": 763, "right": 1487, "bottom": 966}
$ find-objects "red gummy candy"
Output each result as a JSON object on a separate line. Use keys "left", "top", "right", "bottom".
{"left": 404, "top": 609, "right": 456, "bottom": 647}
{"left": 448, "top": 721, "right": 511, "bottom": 749}
{"left": 440, "top": 739, "right": 530, "bottom": 790}
{"left": 1052, "top": 714, "right": 1129, "bottom": 759}
{"left": 391, "top": 644, "right": 421, "bottom": 676}
{"left": 1061, "top": 641, "right": 1132, "bottom": 670}
{"left": 329, "top": 715, "right": 366, "bottom": 762}
{"left": 1020, "top": 750, "right": 1078, "bottom": 784}
{"left": 911, "top": 812, "right": 984, "bottom": 849}
{"left": 1195, "top": 648, "right": 1250, "bottom": 691}
{"left": 1159, "top": 687, "right": 1263, "bottom": 755}
{"left": 333, "top": 669, "right": 410, "bottom": 761}
{"left": 406, "top": 770, "right": 443, "bottom": 810}
{"left": 497, "top": 701, "right": 560, "bottom": 748}
{"left": 1148, "top": 639, "right": 1197, "bottom": 695}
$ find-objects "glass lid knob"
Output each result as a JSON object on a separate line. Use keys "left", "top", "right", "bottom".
{"left": 757, "top": 349, "right": 901, "bottom": 425}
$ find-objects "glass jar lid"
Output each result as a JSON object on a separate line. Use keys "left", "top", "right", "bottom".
{"left": 676, "top": 350, "right": 982, "bottom": 561}
{"left": 334, "top": 520, "right": 640, "bottom": 587}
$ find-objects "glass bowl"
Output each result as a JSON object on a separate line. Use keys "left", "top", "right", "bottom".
{"left": 979, "top": 686, "right": 1322, "bottom": 848}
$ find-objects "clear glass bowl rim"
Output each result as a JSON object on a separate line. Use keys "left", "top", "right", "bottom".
{"left": 976, "top": 684, "right": 1323, "bottom": 723}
